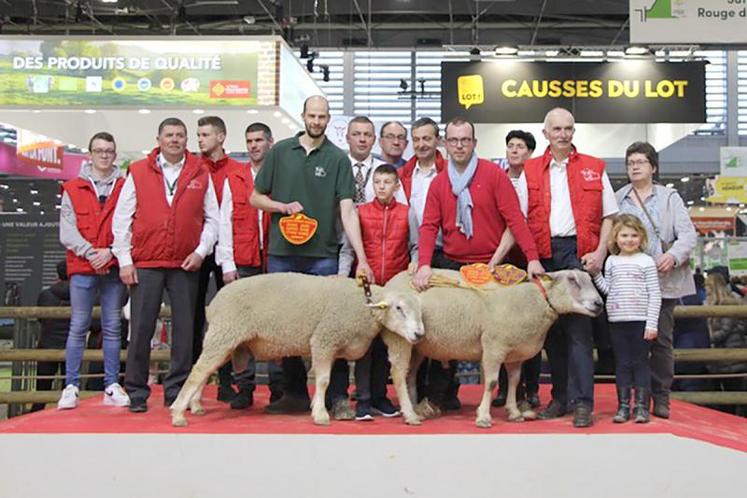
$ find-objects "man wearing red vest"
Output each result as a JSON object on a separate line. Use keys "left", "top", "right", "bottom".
{"left": 412, "top": 117, "right": 544, "bottom": 410}
{"left": 215, "top": 121, "right": 281, "bottom": 409}
{"left": 57, "top": 132, "right": 129, "bottom": 410}
{"left": 518, "top": 107, "right": 618, "bottom": 428}
{"left": 193, "top": 115, "right": 245, "bottom": 404}
{"left": 113, "top": 118, "right": 220, "bottom": 413}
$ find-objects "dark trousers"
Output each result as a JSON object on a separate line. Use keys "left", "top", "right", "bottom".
{"left": 419, "top": 250, "right": 462, "bottom": 405}
{"left": 541, "top": 237, "right": 595, "bottom": 409}
{"left": 232, "top": 264, "right": 283, "bottom": 394}
{"left": 266, "top": 255, "right": 347, "bottom": 403}
{"left": 354, "top": 336, "right": 391, "bottom": 403}
{"left": 651, "top": 299, "right": 676, "bottom": 403}
{"left": 31, "top": 337, "right": 67, "bottom": 412}
{"left": 194, "top": 254, "right": 233, "bottom": 387}
{"left": 125, "top": 268, "right": 199, "bottom": 403}
{"left": 609, "top": 321, "right": 651, "bottom": 390}
{"left": 498, "top": 352, "right": 541, "bottom": 399}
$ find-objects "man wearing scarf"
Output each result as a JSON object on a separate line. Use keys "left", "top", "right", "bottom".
{"left": 412, "top": 117, "right": 544, "bottom": 410}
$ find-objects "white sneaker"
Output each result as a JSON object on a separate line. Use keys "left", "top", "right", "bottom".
{"left": 57, "top": 384, "right": 79, "bottom": 410}
{"left": 103, "top": 383, "right": 130, "bottom": 407}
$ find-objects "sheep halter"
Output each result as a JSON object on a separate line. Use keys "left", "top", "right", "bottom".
{"left": 532, "top": 276, "right": 557, "bottom": 314}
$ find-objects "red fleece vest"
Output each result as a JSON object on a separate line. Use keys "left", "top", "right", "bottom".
{"left": 129, "top": 149, "right": 209, "bottom": 268}
{"left": 524, "top": 147, "right": 605, "bottom": 259}
{"left": 226, "top": 162, "right": 269, "bottom": 268}
{"left": 398, "top": 150, "right": 447, "bottom": 202}
{"left": 359, "top": 199, "right": 410, "bottom": 285}
{"left": 62, "top": 177, "right": 124, "bottom": 276}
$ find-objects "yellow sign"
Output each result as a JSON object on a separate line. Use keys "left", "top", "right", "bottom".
{"left": 705, "top": 176, "right": 747, "bottom": 204}
{"left": 457, "top": 74, "right": 484, "bottom": 110}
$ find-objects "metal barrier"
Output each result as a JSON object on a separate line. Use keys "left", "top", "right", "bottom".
{"left": 1, "top": 306, "right": 746, "bottom": 413}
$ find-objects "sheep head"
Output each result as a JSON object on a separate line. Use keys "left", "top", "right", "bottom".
{"left": 543, "top": 270, "right": 604, "bottom": 317}
{"left": 368, "top": 291, "right": 425, "bottom": 344}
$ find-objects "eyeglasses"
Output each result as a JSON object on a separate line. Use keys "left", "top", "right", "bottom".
{"left": 445, "top": 137, "right": 474, "bottom": 146}
{"left": 382, "top": 134, "right": 407, "bottom": 142}
{"left": 626, "top": 159, "right": 650, "bottom": 167}
{"left": 92, "top": 149, "right": 116, "bottom": 156}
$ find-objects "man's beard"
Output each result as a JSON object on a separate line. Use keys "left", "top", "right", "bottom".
{"left": 305, "top": 124, "right": 326, "bottom": 139}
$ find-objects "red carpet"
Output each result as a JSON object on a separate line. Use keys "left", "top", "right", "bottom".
{"left": 1, "top": 384, "right": 744, "bottom": 452}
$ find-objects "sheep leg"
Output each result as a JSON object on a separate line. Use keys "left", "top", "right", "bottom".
{"left": 310, "top": 352, "right": 333, "bottom": 426}
{"left": 382, "top": 331, "right": 421, "bottom": 425}
{"left": 407, "top": 350, "right": 425, "bottom": 407}
{"left": 504, "top": 361, "right": 525, "bottom": 422}
{"left": 170, "top": 331, "right": 236, "bottom": 427}
{"left": 476, "top": 353, "right": 502, "bottom": 429}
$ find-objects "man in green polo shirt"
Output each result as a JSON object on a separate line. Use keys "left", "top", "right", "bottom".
{"left": 251, "top": 95, "right": 373, "bottom": 417}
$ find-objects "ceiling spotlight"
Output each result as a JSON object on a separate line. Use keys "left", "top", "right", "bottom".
{"left": 625, "top": 46, "right": 649, "bottom": 55}
{"left": 681, "top": 176, "right": 690, "bottom": 183}
{"left": 243, "top": 15, "right": 255, "bottom": 25}
{"left": 494, "top": 46, "right": 518, "bottom": 56}
{"left": 399, "top": 79, "right": 408, "bottom": 91}
{"left": 320, "top": 64, "right": 330, "bottom": 82}
{"left": 306, "top": 58, "right": 314, "bottom": 72}
{"left": 138, "top": 109, "right": 151, "bottom": 114}
{"left": 469, "top": 47, "right": 481, "bottom": 56}
{"left": 580, "top": 49, "right": 605, "bottom": 57}
{"left": 300, "top": 43, "right": 309, "bottom": 59}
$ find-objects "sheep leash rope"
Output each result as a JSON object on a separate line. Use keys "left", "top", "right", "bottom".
{"left": 532, "top": 276, "right": 558, "bottom": 314}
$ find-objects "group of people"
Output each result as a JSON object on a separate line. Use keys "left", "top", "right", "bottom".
{"left": 53, "top": 94, "right": 698, "bottom": 427}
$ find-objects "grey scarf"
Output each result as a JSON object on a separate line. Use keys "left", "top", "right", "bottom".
{"left": 448, "top": 153, "right": 478, "bottom": 239}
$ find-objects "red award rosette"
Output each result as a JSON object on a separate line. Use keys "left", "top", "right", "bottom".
{"left": 278, "top": 213, "right": 318, "bottom": 245}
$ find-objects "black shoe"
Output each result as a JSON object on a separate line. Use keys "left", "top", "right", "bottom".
{"left": 230, "top": 388, "right": 254, "bottom": 410}
{"left": 441, "top": 395, "right": 462, "bottom": 411}
{"left": 612, "top": 387, "right": 631, "bottom": 424}
{"left": 264, "top": 394, "right": 310, "bottom": 414}
{"left": 129, "top": 400, "right": 147, "bottom": 413}
{"left": 526, "top": 392, "right": 541, "bottom": 409}
{"left": 538, "top": 400, "right": 568, "bottom": 420}
{"left": 371, "top": 397, "right": 400, "bottom": 417}
{"left": 269, "top": 390, "right": 283, "bottom": 404}
{"left": 491, "top": 391, "right": 507, "bottom": 407}
{"left": 634, "top": 389, "right": 651, "bottom": 423}
{"left": 572, "top": 404, "right": 594, "bottom": 428}
{"left": 217, "top": 385, "right": 237, "bottom": 403}
{"left": 652, "top": 398, "right": 670, "bottom": 419}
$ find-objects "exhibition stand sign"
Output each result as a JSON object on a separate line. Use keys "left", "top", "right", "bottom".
{"left": 441, "top": 60, "right": 706, "bottom": 123}
{"left": 630, "top": 0, "right": 747, "bottom": 44}
{"left": 0, "top": 38, "right": 260, "bottom": 107}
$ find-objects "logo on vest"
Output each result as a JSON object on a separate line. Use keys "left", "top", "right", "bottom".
{"left": 187, "top": 179, "right": 203, "bottom": 190}
{"left": 580, "top": 168, "right": 601, "bottom": 182}
{"left": 315, "top": 166, "right": 327, "bottom": 178}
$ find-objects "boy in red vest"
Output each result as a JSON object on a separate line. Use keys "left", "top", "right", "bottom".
{"left": 216, "top": 121, "right": 281, "bottom": 409}
{"left": 339, "top": 164, "right": 416, "bottom": 420}
{"left": 57, "top": 132, "right": 129, "bottom": 410}
{"left": 113, "top": 118, "right": 220, "bottom": 413}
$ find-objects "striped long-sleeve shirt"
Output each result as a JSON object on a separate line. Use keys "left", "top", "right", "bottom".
{"left": 593, "top": 252, "right": 662, "bottom": 330}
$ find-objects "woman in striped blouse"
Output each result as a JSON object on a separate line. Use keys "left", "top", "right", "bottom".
{"left": 592, "top": 214, "right": 662, "bottom": 424}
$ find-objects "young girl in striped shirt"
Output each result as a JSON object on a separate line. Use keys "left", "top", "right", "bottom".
{"left": 592, "top": 214, "right": 662, "bottom": 423}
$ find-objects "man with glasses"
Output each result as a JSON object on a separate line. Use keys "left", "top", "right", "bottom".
{"left": 516, "top": 107, "right": 618, "bottom": 428}
{"left": 57, "top": 132, "right": 128, "bottom": 410}
{"left": 412, "top": 117, "right": 543, "bottom": 410}
{"left": 376, "top": 121, "right": 409, "bottom": 168}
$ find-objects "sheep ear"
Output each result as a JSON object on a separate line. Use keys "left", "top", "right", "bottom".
{"left": 367, "top": 301, "right": 389, "bottom": 309}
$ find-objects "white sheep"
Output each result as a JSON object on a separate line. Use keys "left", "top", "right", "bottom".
{"left": 169, "top": 272, "right": 425, "bottom": 427}
{"left": 381, "top": 269, "right": 603, "bottom": 428}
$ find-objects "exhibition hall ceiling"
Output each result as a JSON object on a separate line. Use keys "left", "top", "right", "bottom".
{"left": 1, "top": 1, "right": 633, "bottom": 48}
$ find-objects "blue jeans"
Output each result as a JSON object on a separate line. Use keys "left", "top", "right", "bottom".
{"left": 65, "top": 271, "right": 125, "bottom": 388}
{"left": 267, "top": 255, "right": 347, "bottom": 403}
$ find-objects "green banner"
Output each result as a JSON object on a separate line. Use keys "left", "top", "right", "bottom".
{"left": 0, "top": 38, "right": 259, "bottom": 107}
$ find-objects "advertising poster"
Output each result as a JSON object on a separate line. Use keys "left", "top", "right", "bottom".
{"left": 631, "top": 0, "right": 747, "bottom": 44}
{"left": 0, "top": 38, "right": 259, "bottom": 107}
{"left": 441, "top": 60, "right": 706, "bottom": 123}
